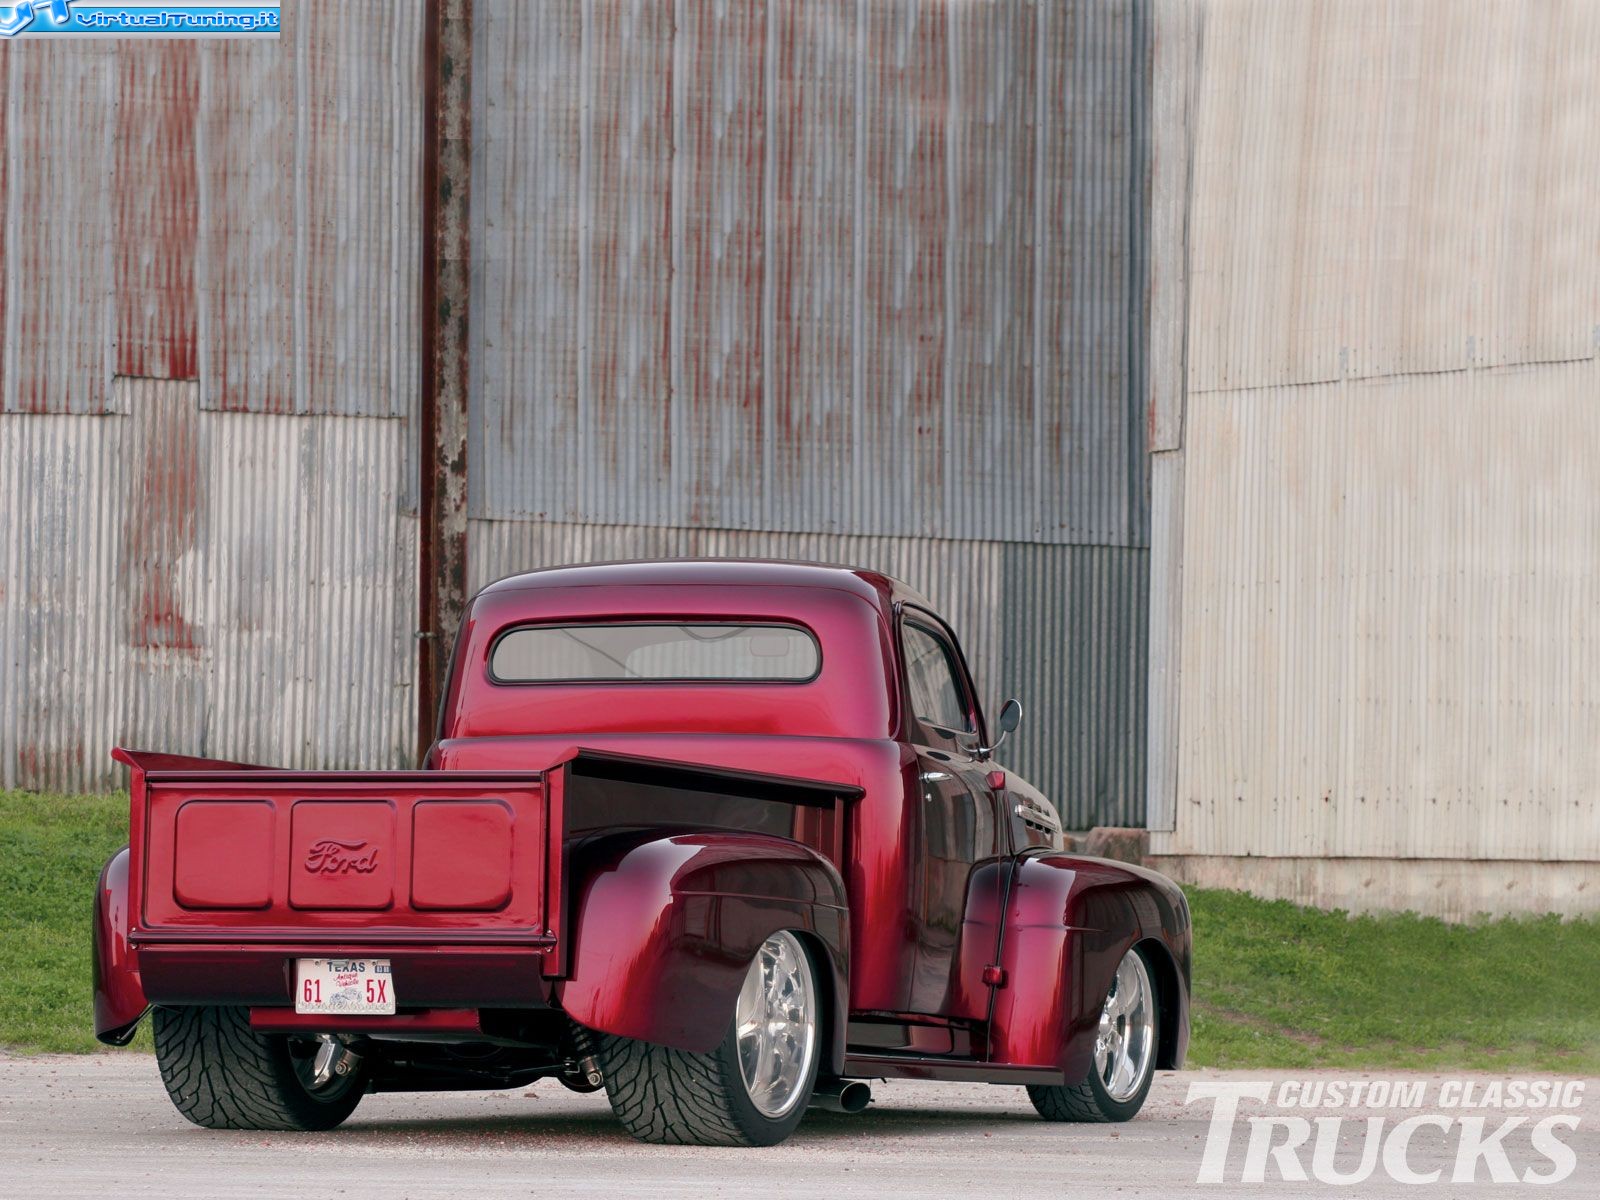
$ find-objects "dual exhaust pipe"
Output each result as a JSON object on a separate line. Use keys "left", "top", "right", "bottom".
{"left": 809, "top": 1078, "right": 872, "bottom": 1114}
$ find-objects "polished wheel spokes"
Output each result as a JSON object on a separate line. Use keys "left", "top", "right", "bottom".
{"left": 735, "top": 931, "right": 816, "bottom": 1118}
{"left": 1093, "top": 949, "right": 1156, "bottom": 1102}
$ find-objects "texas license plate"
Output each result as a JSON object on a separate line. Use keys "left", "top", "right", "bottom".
{"left": 294, "top": 958, "right": 395, "bottom": 1015}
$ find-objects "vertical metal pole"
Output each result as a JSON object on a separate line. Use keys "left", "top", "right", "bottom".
{"left": 418, "top": 0, "right": 472, "bottom": 762}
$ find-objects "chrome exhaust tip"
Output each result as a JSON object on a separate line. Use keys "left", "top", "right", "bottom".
{"left": 810, "top": 1079, "right": 872, "bottom": 1114}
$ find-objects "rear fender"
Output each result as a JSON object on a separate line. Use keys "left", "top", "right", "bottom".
{"left": 990, "top": 855, "right": 1191, "bottom": 1079}
{"left": 555, "top": 831, "right": 850, "bottom": 1073}
{"left": 94, "top": 846, "right": 148, "bottom": 1044}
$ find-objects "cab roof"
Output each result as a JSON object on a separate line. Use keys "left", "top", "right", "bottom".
{"left": 477, "top": 558, "right": 933, "bottom": 612}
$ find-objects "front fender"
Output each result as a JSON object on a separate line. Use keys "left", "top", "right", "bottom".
{"left": 555, "top": 831, "right": 850, "bottom": 1072}
{"left": 93, "top": 847, "right": 148, "bottom": 1044}
{"left": 990, "top": 854, "right": 1191, "bottom": 1079}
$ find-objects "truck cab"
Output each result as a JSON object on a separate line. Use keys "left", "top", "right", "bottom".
{"left": 95, "top": 560, "right": 1190, "bottom": 1146}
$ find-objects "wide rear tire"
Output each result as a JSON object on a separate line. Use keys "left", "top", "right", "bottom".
{"left": 152, "top": 1005, "right": 367, "bottom": 1131}
{"left": 597, "top": 930, "right": 821, "bottom": 1146}
{"left": 1028, "top": 944, "right": 1160, "bottom": 1123}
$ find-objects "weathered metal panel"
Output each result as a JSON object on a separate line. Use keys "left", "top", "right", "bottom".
{"left": 463, "top": 0, "right": 1154, "bottom": 827}
{"left": 1145, "top": 0, "right": 1194, "bottom": 453}
{"left": 1041, "top": 0, "right": 1150, "bottom": 546}
{"left": 670, "top": 0, "right": 768, "bottom": 529}
{"left": 1186, "top": 0, "right": 1600, "bottom": 395}
{"left": 470, "top": 0, "right": 1153, "bottom": 550}
{"left": 998, "top": 540, "right": 1148, "bottom": 829}
{"left": 195, "top": 33, "right": 296, "bottom": 412}
{"left": 3, "top": 41, "right": 117, "bottom": 414}
{"left": 0, "top": 5, "right": 423, "bottom": 794}
{"left": 0, "top": 412, "right": 124, "bottom": 789}
{"left": 1143, "top": 0, "right": 1196, "bottom": 833}
{"left": 0, "top": 45, "right": 6, "bottom": 409}
{"left": 1144, "top": 449, "right": 1182, "bottom": 832}
{"left": 0, "top": 383, "right": 418, "bottom": 794}
{"left": 198, "top": 0, "right": 423, "bottom": 415}
{"left": 1152, "top": 0, "right": 1600, "bottom": 885}
{"left": 856, "top": 0, "right": 950, "bottom": 536}
{"left": 579, "top": 0, "right": 675, "bottom": 525}
{"left": 944, "top": 0, "right": 1035, "bottom": 542}
{"left": 766, "top": 0, "right": 857, "bottom": 533}
{"left": 115, "top": 42, "right": 199, "bottom": 381}
{"left": 1159, "top": 361, "right": 1600, "bottom": 863}
{"left": 468, "top": 0, "right": 582, "bottom": 517}
{"left": 302, "top": 1, "right": 425, "bottom": 416}
{"left": 468, "top": 519, "right": 1146, "bottom": 828}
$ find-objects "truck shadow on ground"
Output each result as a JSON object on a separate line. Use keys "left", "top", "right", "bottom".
{"left": 319, "top": 1104, "right": 1044, "bottom": 1147}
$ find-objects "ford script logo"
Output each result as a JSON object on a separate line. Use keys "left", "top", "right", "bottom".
{"left": 304, "top": 838, "right": 380, "bottom": 875}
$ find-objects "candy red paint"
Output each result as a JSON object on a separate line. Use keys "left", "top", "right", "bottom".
{"left": 94, "top": 560, "right": 1189, "bottom": 1093}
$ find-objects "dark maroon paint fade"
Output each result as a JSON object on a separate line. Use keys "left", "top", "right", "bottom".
{"left": 95, "top": 560, "right": 1188, "bottom": 1090}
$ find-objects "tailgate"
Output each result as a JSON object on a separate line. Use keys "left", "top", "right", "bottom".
{"left": 128, "top": 768, "right": 558, "bottom": 948}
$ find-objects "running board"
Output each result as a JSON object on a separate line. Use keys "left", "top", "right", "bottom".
{"left": 842, "top": 1052, "right": 1067, "bottom": 1086}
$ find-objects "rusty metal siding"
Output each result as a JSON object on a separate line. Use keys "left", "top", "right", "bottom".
{"left": 767, "top": 0, "right": 856, "bottom": 533}
{"left": 0, "top": 3, "right": 423, "bottom": 794}
{"left": 468, "top": 520, "right": 1146, "bottom": 828}
{"left": 1044, "top": 0, "right": 1151, "bottom": 546}
{"left": 0, "top": 383, "right": 418, "bottom": 794}
{"left": 670, "top": 0, "right": 768, "bottom": 529}
{"left": 468, "top": 0, "right": 1153, "bottom": 825}
{"left": 1, "top": 0, "right": 1149, "bottom": 823}
{"left": 302, "top": 7, "right": 425, "bottom": 418}
{"left": 580, "top": 0, "right": 676, "bottom": 524}
{"left": 469, "top": 0, "right": 582, "bottom": 518}
{"left": 116, "top": 43, "right": 199, "bottom": 382}
{"left": 470, "top": 0, "right": 1152, "bottom": 550}
{"left": 195, "top": 35, "right": 295, "bottom": 412}
{"left": 3, "top": 42, "right": 117, "bottom": 414}
{"left": 197, "top": 0, "right": 423, "bottom": 416}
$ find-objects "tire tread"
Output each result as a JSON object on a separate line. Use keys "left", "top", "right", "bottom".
{"left": 152, "top": 1006, "right": 362, "bottom": 1132}
{"left": 596, "top": 1034, "right": 750, "bottom": 1146}
{"left": 1028, "top": 1077, "right": 1115, "bottom": 1123}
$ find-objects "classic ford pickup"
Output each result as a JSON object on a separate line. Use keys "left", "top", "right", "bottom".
{"left": 94, "top": 560, "right": 1190, "bottom": 1146}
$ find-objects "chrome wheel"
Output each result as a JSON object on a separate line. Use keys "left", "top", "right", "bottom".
{"left": 734, "top": 931, "right": 817, "bottom": 1118}
{"left": 1094, "top": 948, "right": 1156, "bottom": 1102}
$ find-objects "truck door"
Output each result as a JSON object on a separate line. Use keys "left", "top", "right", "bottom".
{"left": 899, "top": 614, "right": 1008, "bottom": 1022}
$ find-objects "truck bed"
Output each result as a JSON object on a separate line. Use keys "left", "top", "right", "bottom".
{"left": 114, "top": 746, "right": 859, "bottom": 1014}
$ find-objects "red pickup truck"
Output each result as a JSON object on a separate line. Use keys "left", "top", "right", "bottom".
{"left": 94, "top": 560, "right": 1190, "bottom": 1146}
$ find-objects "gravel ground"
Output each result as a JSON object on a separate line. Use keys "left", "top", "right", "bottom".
{"left": 1, "top": 1054, "right": 1592, "bottom": 1198}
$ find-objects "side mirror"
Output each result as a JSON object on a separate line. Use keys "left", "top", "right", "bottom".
{"left": 966, "top": 698, "right": 1022, "bottom": 760}
{"left": 997, "top": 697, "right": 1023, "bottom": 736}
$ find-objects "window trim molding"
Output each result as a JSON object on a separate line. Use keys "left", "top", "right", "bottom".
{"left": 486, "top": 619, "right": 824, "bottom": 686}
{"left": 896, "top": 605, "right": 984, "bottom": 743}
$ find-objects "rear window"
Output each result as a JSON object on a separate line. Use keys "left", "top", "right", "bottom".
{"left": 490, "top": 623, "right": 821, "bottom": 683}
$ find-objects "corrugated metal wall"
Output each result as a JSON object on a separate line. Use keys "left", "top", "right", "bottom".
{"left": 0, "top": 1, "right": 423, "bottom": 793}
{"left": 469, "top": 523, "right": 1148, "bottom": 828}
{"left": 1149, "top": 0, "right": 1600, "bottom": 873}
{"left": 1, "top": 0, "right": 1154, "bottom": 826}
{"left": 468, "top": 0, "right": 1154, "bottom": 827}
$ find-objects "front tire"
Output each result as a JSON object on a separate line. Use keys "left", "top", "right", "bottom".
{"left": 152, "top": 1006, "right": 367, "bottom": 1131}
{"left": 597, "top": 930, "right": 821, "bottom": 1146}
{"left": 1028, "top": 944, "right": 1160, "bottom": 1123}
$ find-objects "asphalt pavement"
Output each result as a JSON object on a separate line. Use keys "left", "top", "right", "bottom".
{"left": 1, "top": 1053, "right": 1593, "bottom": 1198}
